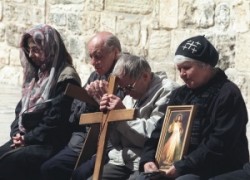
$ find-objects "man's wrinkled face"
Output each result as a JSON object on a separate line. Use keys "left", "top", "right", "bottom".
{"left": 88, "top": 40, "right": 117, "bottom": 76}
{"left": 117, "top": 74, "right": 148, "bottom": 100}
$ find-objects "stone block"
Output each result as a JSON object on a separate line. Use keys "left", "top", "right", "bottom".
{"left": 86, "top": 0, "right": 104, "bottom": 11}
{"left": 0, "top": 2, "right": 2, "bottom": 21}
{"left": 216, "top": 34, "right": 236, "bottom": 70}
{"left": 0, "top": 24, "right": 5, "bottom": 42}
{"left": 235, "top": 32, "right": 250, "bottom": 71}
{"left": 116, "top": 18, "right": 140, "bottom": 46}
{"left": 68, "top": 13, "right": 81, "bottom": 34}
{"left": 148, "top": 30, "right": 171, "bottom": 61}
{"left": 0, "top": 66, "right": 22, "bottom": 85}
{"left": 6, "top": 24, "right": 25, "bottom": 48}
{"left": 49, "top": 13, "right": 67, "bottom": 26}
{"left": 4, "top": 3, "right": 44, "bottom": 24}
{"left": 159, "top": 0, "right": 178, "bottom": 29}
{"left": 179, "top": 0, "right": 215, "bottom": 28}
{"left": 232, "top": 1, "right": 250, "bottom": 33}
{"left": 9, "top": 48, "right": 20, "bottom": 66}
{"left": 69, "top": 36, "right": 85, "bottom": 60}
{"left": 50, "top": 0, "right": 82, "bottom": 4}
{"left": 100, "top": 13, "right": 116, "bottom": 33}
{"left": 75, "top": 62, "right": 93, "bottom": 85}
{"left": 0, "top": 47, "right": 10, "bottom": 65}
{"left": 215, "top": 3, "right": 231, "bottom": 31}
{"left": 105, "top": 0, "right": 153, "bottom": 15}
{"left": 82, "top": 13, "right": 100, "bottom": 33}
{"left": 225, "top": 68, "right": 248, "bottom": 105}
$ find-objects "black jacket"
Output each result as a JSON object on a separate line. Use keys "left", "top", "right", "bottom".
{"left": 10, "top": 79, "right": 80, "bottom": 151}
{"left": 139, "top": 69, "right": 249, "bottom": 179}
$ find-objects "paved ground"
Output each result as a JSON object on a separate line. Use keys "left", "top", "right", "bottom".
{"left": 0, "top": 84, "right": 21, "bottom": 146}
{"left": 1, "top": 84, "right": 250, "bottom": 151}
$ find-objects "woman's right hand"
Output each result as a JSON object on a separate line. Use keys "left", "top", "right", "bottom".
{"left": 11, "top": 133, "right": 25, "bottom": 148}
{"left": 144, "top": 162, "right": 159, "bottom": 173}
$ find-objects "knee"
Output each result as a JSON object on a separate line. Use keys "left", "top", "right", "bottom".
{"left": 40, "top": 160, "right": 53, "bottom": 175}
{"left": 72, "top": 168, "right": 89, "bottom": 180}
{"left": 71, "top": 159, "right": 95, "bottom": 180}
{"left": 40, "top": 158, "right": 63, "bottom": 176}
{"left": 176, "top": 174, "right": 200, "bottom": 180}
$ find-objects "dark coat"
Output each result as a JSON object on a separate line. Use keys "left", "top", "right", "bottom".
{"left": 139, "top": 69, "right": 249, "bottom": 179}
{"left": 0, "top": 76, "right": 80, "bottom": 180}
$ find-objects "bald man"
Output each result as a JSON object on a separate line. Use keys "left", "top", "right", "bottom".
{"left": 41, "top": 32, "right": 122, "bottom": 180}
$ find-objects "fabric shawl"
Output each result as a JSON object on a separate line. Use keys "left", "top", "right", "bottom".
{"left": 18, "top": 24, "right": 72, "bottom": 132}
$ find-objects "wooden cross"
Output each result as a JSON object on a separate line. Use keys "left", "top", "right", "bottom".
{"left": 79, "top": 75, "right": 135, "bottom": 180}
{"left": 64, "top": 83, "right": 99, "bottom": 107}
{"left": 64, "top": 83, "right": 100, "bottom": 171}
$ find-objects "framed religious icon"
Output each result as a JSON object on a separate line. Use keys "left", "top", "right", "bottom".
{"left": 155, "top": 105, "right": 197, "bottom": 170}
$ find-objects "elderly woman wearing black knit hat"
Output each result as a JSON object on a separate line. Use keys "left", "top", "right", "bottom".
{"left": 136, "top": 35, "right": 249, "bottom": 180}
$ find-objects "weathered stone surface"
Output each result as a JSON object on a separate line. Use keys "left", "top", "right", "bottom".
{"left": 232, "top": 0, "right": 250, "bottom": 33}
{"left": 0, "top": 66, "right": 22, "bottom": 85}
{"left": 51, "top": 0, "right": 83, "bottom": 4}
{"left": 225, "top": 68, "right": 248, "bottom": 105}
{"left": 235, "top": 32, "right": 250, "bottom": 71}
{"left": 215, "top": 3, "right": 231, "bottom": 31}
{"left": 105, "top": 0, "right": 153, "bottom": 14}
{"left": 179, "top": 0, "right": 215, "bottom": 28}
{"left": 148, "top": 30, "right": 171, "bottom": 61}
{"left": 0, "top": 47, "right": 10, "bottom": 65}
{"left": 4, "top": 3, "right": 44, "bottom": 24}
{"left": 0, "top": 0, "right": 250, "bottom": 109}
{"left": 82, "top": 13, "right": 100, "bottom": 34}
{"left": 5, "top": 24, "right": 25, "bottom": 48}
{"left": 9, "top": 48, "right": 20, "bottom": 66}
{"left": 0, "top": 2, "right": 3, "bottom": 21}
{"left": 216, "top": 34, "right": 236, "bottom": 70}
{"left": 194, "top": 0, "right": 215, "bottom": 28}
{"left": 159, "top": 0, "right": 178, "bottom": 29}
{"left": 49, "top": 13, "right": 67, "bottom": 26}
{"left": 0, "top": 24, "right": 5, "bottom": 42}
{"left": 86, "top": 0, "right": 104, "bottom": 11}
{"left": 116, "top": 18, "right": 140, "bottom": 47}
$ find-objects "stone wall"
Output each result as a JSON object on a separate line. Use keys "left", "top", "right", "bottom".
{"left": 0, "top": 0, "right": 250, "bottom": 110}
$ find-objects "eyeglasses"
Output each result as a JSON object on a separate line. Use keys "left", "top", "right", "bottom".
{"left": 118, "top": 80, "right": 137, "bottom": 93}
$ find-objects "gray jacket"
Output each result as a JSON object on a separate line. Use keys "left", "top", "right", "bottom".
{"left": 108, "top": 72, "right": 179, "bottom": 171}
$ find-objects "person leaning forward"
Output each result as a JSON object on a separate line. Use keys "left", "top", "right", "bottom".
{"left": 40, "top": 31, "right": 123, "bottom": 180}
{"left": 90, "top": 53, "right": 179, "bottom": 180}
{"left": 0, "top": 24, "right": 81, "bottom": 180}
{"left": 137, "top": 35, "right": 249, "bottom": 180}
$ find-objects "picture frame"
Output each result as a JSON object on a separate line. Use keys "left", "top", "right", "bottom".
{"left": 155, "top": 105, "right": 197, "bottom": 170}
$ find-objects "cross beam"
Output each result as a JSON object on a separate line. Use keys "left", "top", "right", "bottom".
{"left": 80, "top": 75, "right": 135, "bottom": 180}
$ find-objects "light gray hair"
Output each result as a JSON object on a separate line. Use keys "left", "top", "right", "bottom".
{"left": 105, "top": 34, "right": 121, "bottom": 52}
{"left": 174, "top": 55, "right": 211, "bottom": 68}
{"left": 112, "top": 53, "right": 151, "bottom": 79}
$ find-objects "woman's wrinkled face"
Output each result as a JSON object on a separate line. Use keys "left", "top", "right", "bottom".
{"left": 176, "top": 61, "right": 211, "bottom": 89}
{"left": 27, "top": 38, "right": 45, "bottom": 67}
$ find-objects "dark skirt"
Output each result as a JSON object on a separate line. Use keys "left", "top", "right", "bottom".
{"left": 0, "top": 140, "right": 55, "bottom": 180}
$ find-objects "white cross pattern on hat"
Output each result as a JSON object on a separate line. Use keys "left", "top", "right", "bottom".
{"left": 182, "top": 40, "right": 201, "bottom": 54}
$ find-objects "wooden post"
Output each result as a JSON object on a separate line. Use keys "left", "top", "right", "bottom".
{"left": 79, "top": 75, "right": 135, "bottom": 180}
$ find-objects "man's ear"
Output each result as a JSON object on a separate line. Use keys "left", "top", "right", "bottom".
{"left": 114, "top": 48, "right": 121, "bottom": 60}
{"left": 142, "top": 71, "right": 150, "bottom": 81}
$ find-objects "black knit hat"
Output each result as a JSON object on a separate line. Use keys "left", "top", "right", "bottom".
{"left": 175, "top": 35, "right": 219, "bottom": 67}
